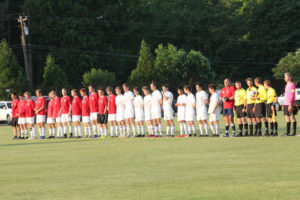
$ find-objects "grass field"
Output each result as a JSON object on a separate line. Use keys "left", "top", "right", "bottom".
{"left": 0, "top": 112, "right": 300, "bottom": 200}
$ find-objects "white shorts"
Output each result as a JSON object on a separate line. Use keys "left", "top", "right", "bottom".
{"left": 185, "top": 109, "right": 195, "bottom": 122}
{"left": 209, "top": 113, "right": 220, "bottom": 122}
{"left": 61, "top": 114, "right": 71, "bottom": 123}
{"left": 197, "top": 112, "right": 207, "bottom": 121}
{"left": 55, "top": 117, "right": 61, "bottom": 123}
{"left": 144, "top": 112, "right": 152, "bottom": 121}
{"left": 72, "top": 115, "right": 81, "bottom": 122}
{"left": 18, "top": 117, "right": 26, "bottom": 125}
{"left": 124, "top": 108, "right": 134, "bottom": 119}
{"left": 177, "top": 112, "right": 185, "bottom": 122}
{"left": 47, "top": 117, "right": 55, "bottom": 124}
{"left": 108, "top": 114, "right": 116, "bottom": 121}
{"left": 26, "top": 117, "right": 35, "bottom": 124}
{"left": 82, "top": 116, "right": 90, "bottom": 123}
{"left": 135, "top": 111, "right": 144, "bottom": 122}
{"left": 164, "top": 110, "right": 173, "bottom": 120}
{"left": 116, "top": 112, "right": 124, "bottom": 122}
{"left": 152, "top": 107, "right": 161, "bottom": 119}
{"left": 36, "top": 115, "right": 46, "bottom": 123}
{"left": 90, "top": 112, "right": 98, "bottom": 121}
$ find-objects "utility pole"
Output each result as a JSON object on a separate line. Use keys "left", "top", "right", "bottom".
{"left": 18, "top": 15, "right": 32, "bottom": 86}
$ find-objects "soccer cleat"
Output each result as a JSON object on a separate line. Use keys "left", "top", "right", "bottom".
{"left": 13, "top": 136, "right": 17, "bottom": 140}
{"left": 100, "top": 135, "right": 105, "bottom": 139}
{"left": 274, "top": 132, "right": 278, "bottom": 136}
{"left": 205, "top": 134, "right": 209, "bottom": 137}
{"left": 64, "top": 134, "right": 67, "bottom": 138}
{"left": 76, "top": 136, "right": 81, "bottom": 138}
{"left": 170, "top": 135, "right": 175, "bottom": 137}
{"left": 232, "top": 134, "right": 236, "bottom": 137}
{"left": 176, "top": 135, "right": 183, "bottom": 138}
{"left": 69, "top": 133, "right": 73, "bottom": 138}
{"left": 199, "top": 134, "right": 205, "bottom": 137}
{"left": 223, "top": 133, "right": 229, "bottom": 137}
{"left": 147, "top": 134, "right": 154, "bottom": 138}
{"left": 193, "top": 134, "right": 197, "bottom": 137}
{"left": 244, "top": 133, "right": 248, "bottom": 137}
{"left": 188, "top": 134, "right": 192, "bottom": 137}
{"left": 25, "top": 136, "right": 29, "bottom": 139}
{"left": 40, "top": 136, "right": 45, "bottom": 139}
{"left": 20, "top": 137, "right": 25, "bottom": 139}
{"left": 292, "top": 133, "right": 297, "bottom": 136}
{"left": 18, "top": 136, "right": 22, "bottom": 139}
{"left": 216, "top": 134, "right": 220, "bottom": 137}
{"left": 140, "top": 135, "right": 145, "bottom": 137}
{"left": 264, "top": 133, "right": 270, "bottom": 137}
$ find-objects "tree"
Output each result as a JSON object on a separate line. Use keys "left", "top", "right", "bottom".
{"left": 82, "top": 68, "right": 116, "bottom": 88}
{"left": 129, "top": 40, "right": 154, "bottom": 87}
{"left": 0, "top": 40, "right": 28, "bottom": 100}
{"left": 272, "top": 48, "right": 300, "bottom": 84}
{"left": 42, "top": 55, "right": 69, "bottom": 93}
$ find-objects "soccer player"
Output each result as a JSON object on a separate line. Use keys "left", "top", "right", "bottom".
{"left": 24, "top": 92, "right": 36, "bottom": 139}
{"left": 264, "top": 80, "right": 278, "bottom": 136}
{"left": 106, "top": 86, "right": 118, "bottom": 137}
{"left": 115, "top": 86, "right": 126, "bottom": 137}
{"left": 52, "top": 91, "right": 63, "bottom": 138}
{"left": 89, "top": 85, "right": 99, "bottom": 137}
{"left": 245, "top": 78, "right": 257, "bottom": 136}
{"left": 195, "top": 83, "right": 209, "bottom": 137}
{"left": 97, "top": 88, "right": 108, "bottom": 138}
{"left": 175, "top": 88, "right": 188, "bottom": 137}
{"left": 11, "top": 92, "right": 20, "bottom": 139}
{"left": 123, "top": 83, "right": 136, "bottom": 137}
{"left": 18, "top": 93, "right": 27, "bottom": 139}
{"left": 220, "top": 79, "right": 236, "bottom": 137}
{"left": 80, "top": 88, "right": 92, "bottom": 137}
{"left": 162, "top": 84, "right": 174, "bottom": 137}
{"left": 47, "top": 92, "right": 56, "bottom": 138}
{"left": 71, "top": 89, "right": 82, "bottom": 138}
{"left": 283, "top": 72, "right": 297, "bottom": 136}
{"left": 253, "top": 77, "right": 268, "bottom": 136}
{"left": 208, "top": 84, "right": 220, "bottom": 137}
{"left": 184, "top": 86, "right": 196, "bottom": 137}
{"left": 150, "top": 82, "right": 163, "bottom": 137}
{"left": 142, "top": 86, "right": 154, "bottom": 137}
{"left": 234, "top": 81, "right": 248, "bottom": 137}
{"left": 61, "top": 88, "right": 72, "bottom": 138}
{"left": 35, "top": 89, "right": 46, "bottom": 139}
{"left": 133, "top": 87, "right": 145, "bottom": 137}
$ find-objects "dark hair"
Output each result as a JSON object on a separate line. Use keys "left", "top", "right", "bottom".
{"left": 97, "top": 87, "right": 104, "bottom": 91}
{"left": 208, "top": 84, "right": 216, "bottom": 90}
{"left": 195, "top": 82, "right": 202, "bottom": 88}
{"left": 254, "top": 77, "right": 262, "bottom": 84}
{"left": 177, "top": 87, "right": 183, "bottom": 91}
{"left": 235, "top": 80, "right": 241, "bottom": 84}
{"left": 162, "top": 84, "right": 168, "bottom": 88}
{"left": 18, "top": 92, "right": 23, "bottom": 96}
{"left": 71, "top": 89, "right": 78, "bottom": 94}
{"left": 133, "top": 87, "right": 139, "bottom": 91}
{"left": 88, "top": 84, "right": 94, "bottom": 88}
{"left": 80, "top": 88, "right": 87, "bottom": 94}
{"left": 35, "top": 89, "right": 42, "bottom": 94}
{"left": 106, "top": 86, "right": 113, "bottom": 92}
{"left": 183, "top": 85, "right": 190, "bottom": 91}
{"left": 264, "top": 80, "right": 271, "bottom": 86}
{"left": 142, "top": 86, "right": 149, "bottom": 91}
{"left": 122, "top": 83, "right": 128, "bottom": 88}
{"left": 11, "top": 92, "right": 17, "bottom": 96}
{"left": 246, "top": 77, "right": 253, "bottom": 82}
{"left": 150, "top": 81, "right": 157, "bottom": 87}
{"left": 115, "top": 86, "right": 122, "bottom": 91}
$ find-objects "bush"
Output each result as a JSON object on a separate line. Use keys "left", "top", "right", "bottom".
{"left": 82, "top": 68, "right": 116, "bottom": 88}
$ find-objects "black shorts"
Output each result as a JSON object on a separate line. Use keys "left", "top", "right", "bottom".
{"left": 283, "top": 105, "right": 298, "bottom": 116}
{"left": 235, "top": 105, "right": 246, "bottom": 119}
{"left": 246, "top": 104, "right": 255, "bottom": 118}
{"left": 11, "top": 117, "right": 18, "bottom": 126}
{"left": 97, "top": 114, "right": 108, "bottom": 124}
{"left": 266, "top": 103, "right": 277, "bottom": 118}
{"left": 254, "top": 103, "right": 266, "bottom": 118}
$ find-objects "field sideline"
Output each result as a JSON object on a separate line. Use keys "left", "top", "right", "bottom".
{"left": 0, "top": 112, "right": 300, "bottom": 200}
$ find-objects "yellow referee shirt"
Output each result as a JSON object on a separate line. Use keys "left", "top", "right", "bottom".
{"left": 234, "top": 88, "right": 246, "bottom": 106}
{"left": 246, "top": 86, "right": 257, "bottom": 104}
{"left": 256, "top": 85, "right": 267, "bottom": 103}
{"left": 267, "top": 87, "right": 277, "bottom": 104}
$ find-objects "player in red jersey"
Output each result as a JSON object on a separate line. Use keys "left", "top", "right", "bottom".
{"left": 47, "top": 91, "right": 56, "bottom": 138}
{"left": 88, "top": 85, "right": 99, "bottom": 137}
{"left": 24, "top": 92, "right": 36, "bottom": 139}
{"left": 80, "top": 88, "right": 92, "bottom": 137}
{"left": 97, "top": 88, "right": 108, "bottom": 138}
{"left": 71, "top": 89, "right": 82, "bottom": 138}
{"left": 61, "top": 88, "right": 72, "bottom": 138}
{"left": 18, "top": 93, "right": 27, "bottom": 139}
{"left": 106, "top": 86, "right": 118, "bottom": 137}
{"left": 52, "top": 91, "right": 63, "bottom": 138}
{"left": 11, "top": 92, "right": 20, "bottom": 139}
{"left": 35, "top": 89, "right": 46, "bottom": 139}
{"left": 220, "top": 79, "right": 236, "bottom": 137}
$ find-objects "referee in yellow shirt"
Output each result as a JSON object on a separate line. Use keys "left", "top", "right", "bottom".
{"left": 254, "top": 77, "right": 268, "bottom": 136}
{"left": 234, "top": 81, "right": 248, "bottom": 137}
{"left": 264, "top": 80, "right": 278, "bottom": 136}
{"left": 245, "top": 78, "right": 257, "bottom": 136}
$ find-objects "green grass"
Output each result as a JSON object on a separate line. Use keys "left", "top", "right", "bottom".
{"left": 0, "top": 112, "right": 300, "bottom": 200}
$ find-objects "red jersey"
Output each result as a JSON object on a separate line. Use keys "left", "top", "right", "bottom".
{"left": 89, "top": 92, "right": 98, "bottom": 113}
{"left": 47, "top": 100, "right": 54, "bottom": 118}
{"left": 61, "top": 96, "right": 71, "bottom": 114}
{"left": 98, "top": 95, "right": 108, "bottom": 114}
{"left": 11, "top": 99, "right": 19, "bottom": 118}
{"left": 53, "top": 97, "right": 61, "bottom": 118}
{"left": 18, "top": 100, "right": 26, "bottom": 118}
{"left": 72, "top": 96, "right": 82, "bottom": 115}
{"left": 108, "top": 94, "right": 116, "bottom": 114}
{"left": 82, "top": 96, "right": 90, "bottom": 117}
{"left": 220, "top": 86, "right": 236, "bottom": 109}
{"left": 35, "top": 96, "right": 46, "bottom": 115}
{"left": 25, "top": 99, "right": 35, "bottom": 118}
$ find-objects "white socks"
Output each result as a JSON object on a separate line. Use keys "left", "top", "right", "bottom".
{"left": 180, "top": 123, "right": 184, "bottom": 135}
{"left": 158, "top": 124, "right": 162, "bottom": 136}
{"left": 92, "top": 125, "right": 98, "bottom": 136}
{"left": 204, "top": 124, "right": 209, "bottom": 135}
{"left": 199, "top": 124, "right": 204, "bottom": 135}
{"left": 210, "top": 124, "right": 216, "bottom": 135}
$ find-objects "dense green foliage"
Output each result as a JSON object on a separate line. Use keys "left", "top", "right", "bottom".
{"left": 82, "top": 68, "right": 116, "bottom": 88}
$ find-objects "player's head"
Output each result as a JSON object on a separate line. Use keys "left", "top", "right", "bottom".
{"left": 133, "top": 87, "right": 139, "bottom": 96}
{"left": 284, "top": 72, "right": 292, "bottom": 82}
{"left": 97, "top": 87, "right": 104, "bottom": 96}
{"left": 106, "top": 86, "right": 113, "bottom": 95}
{"left": 51, "top": 90, "right": 57, "bottom": 97}
{"left": 122, "top": 83, "right": 129, "bottom": 92}
{"left": 62, "top": 88, "right": 67, "bottom": 96}
{"left": 71, "top": 89, "right": 78, "bottom": 97}
{"left": 177, "top": 87, "right": 183, "bottom": 95}
{"left": 264, "top": 80, "right": 271, "bottom": 89}
{"left": 10, "top": 92, "right": 17, "bottom": 100}
{"left": 235, "top": 81, "right": 241, "bottom": 89}
{"left": 224, "top": 79, "right": 231, "bottom": 87}
{"left": 254, "top": 77, "right": 262, "bottom": 86}
{"left": 246, "top": 78, "right": 253, "bottom": 87}
{"left": 208, "top": 84, "right": 216, "bottom": 94}
{"left": 162, "top": 84, "right": 168, "bottom": 92}
{"left": 142, "top": 86, "right": 150, "bottom": 95}
{"left": 35, "top": 89, "right": 42, "bottom": 97}
{"left": 88, "top": 85, "right": 94, "bottom": 93}
{"left": 48, "top": 92, "right": 53, "bottom": 100}
{"left": 183, "top": 85, "right": 190, "bottom": 94}
{"left": 195, "top": 83, "right": 202, "bottom": 92}
{"left": 80, "top": 88, "right": 87, "bottom": 96}
{"left": 150, "top": 82, "right": 157, "bottom": 91}
{"left": 18, "top": 92, "right": 23, "bottom": 100}
{"left": 24, "top": 92, "right": 31, "bottom": 100}
{"left": 115, "top": 86, "right": 122, "bottom": 95}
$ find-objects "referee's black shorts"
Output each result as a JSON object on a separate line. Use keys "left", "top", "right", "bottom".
{"left": 235, "top": 105, "right": 246, "bottom": 119}
{"left": 254, "top": 103, "right": 266, "bottom": 118}
{"left": 283, "top": 105, "right": 298, "bottom": 116}
{"left": 246, "top": 104, "right": 255, "bottom": 118}
{"left": 97, "top": 113, "right": 108, "bottom": 124}
{"left": 266, "top": 103, "right": 277, "bottom": 118}
{"left": 11, "top": 117, "right": 18, "bottom": 127}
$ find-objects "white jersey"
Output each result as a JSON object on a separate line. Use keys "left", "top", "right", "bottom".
{"left": 116, "top": 95, "right": 125, "bottom": 120}
{"left": 134, "top": 95, "right": 144, "bottom": 115}
{"left": 177, "top": 94, "right": 187, "bottom": 121}
{"left": 196, "top": 90, "right": 208, "bottom": 113}
{"left": 124, "top": 91, "right": 134, "bottom": 110}
{"left": 162, "top": 91, "right": 173, "bottom": 112}
{"left": 185, "top": 93, "right": 195, "bottom": 121}
{"left": 144, "top": 95, "right": 152, "bottom": 120}
{"left": 151, "top": 90, "right": 162, "bottom": 119}
{"left": 208, "top": 93, "right": 220, "bottom": 114}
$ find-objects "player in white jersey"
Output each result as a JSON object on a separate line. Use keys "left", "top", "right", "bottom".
{"left": 150, "top": 82, "right": 163, "bottom": 137}
{"left": 208, "top": 84, "right": 220, "bottom": 137}
{"left": 162, "top": 84, "right": 174, "bottom": 137}
{"left": 143, "top": 86, "right": 154, "bottom": 137}
{"left": 184, "top": 86, "right": 196, "bottom": 136}
{"left": 195, "top": 83, "right": 209, "bottom": 136}
{"left": 133, "top": 87, "right": 145, "bottom": 137}
{"left": 175, "top": 88, "right": 188, "bottom": 137}
{"left": 122, "top": 83, "right": 137, "bottom": 137}
{"left": 115, "top": 86, "right": 126, "bottom": 137}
